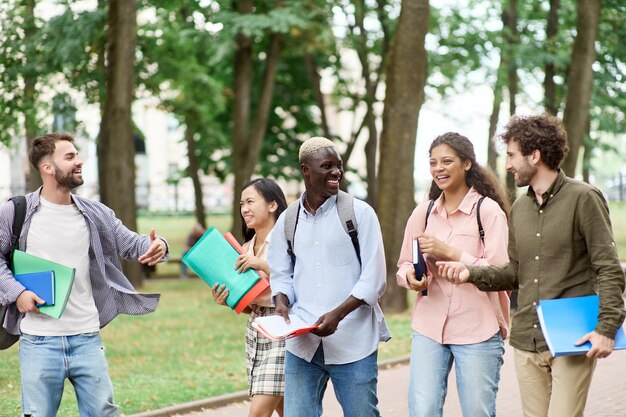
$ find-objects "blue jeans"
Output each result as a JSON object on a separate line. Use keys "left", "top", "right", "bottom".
{"left": 285, "top": 344, "right": 380, "bottom": 417}
{"left": 20, "top": 332, "right": 119, "bottom": 417}
{"left": 408, "top": 331, "right": 504, "bottom": 417}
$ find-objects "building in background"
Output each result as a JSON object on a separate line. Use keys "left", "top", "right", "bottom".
{"left": 0, "top": 95, "right": 234, "bottom": 213}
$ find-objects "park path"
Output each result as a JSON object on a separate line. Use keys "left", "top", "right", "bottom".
{"left": 164, "top": 344, "right": 626, "bottom": 417}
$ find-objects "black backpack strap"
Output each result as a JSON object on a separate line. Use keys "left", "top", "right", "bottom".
{"left": 476, "top": 196, "right": 486, "bottom": 243}
{"left": 8, "top": 196, "right": 27, "bottom": 268}
{"left": 424, "top": 199, "right": 435, "bottom": 230}
{"left": 336, "top": 191, "right": 361, "bottom": 266}
{"left": 283, "top": 200, "right": 301, "bottom": 265}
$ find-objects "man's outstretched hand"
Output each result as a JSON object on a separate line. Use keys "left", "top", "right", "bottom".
{"left": 138, "top": 228, "right": 167, "bottom": 266}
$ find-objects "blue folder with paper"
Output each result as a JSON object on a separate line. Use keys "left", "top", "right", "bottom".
{"left": 412, "top": 238, "right": 428, "bottom": 296}
{"left": 537, "top": 295, "right": 626, "bottom": 357}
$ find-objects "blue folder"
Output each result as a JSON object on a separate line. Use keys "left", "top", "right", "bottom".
{"left": 14, "top": 270, "right": 56, "bottom": 306}
{"left": 537, "top": 295, "right": 626, "bottom": 357}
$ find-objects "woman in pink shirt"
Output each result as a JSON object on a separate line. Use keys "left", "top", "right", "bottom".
{"left": 212, "top": 178, "right": 288, "bottom": 417}
{"left": 397, "top": 132, "right": 511, "bottom": 417}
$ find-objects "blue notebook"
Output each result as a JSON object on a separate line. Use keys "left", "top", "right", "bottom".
{"left": 411, "top": 238, "right": 428, "bottom": 296}
{"left": 537, "top": 295, "right": 626, "bottom": 357}
{"left": 14, "top": 270, "right": 56, "bottom": 306}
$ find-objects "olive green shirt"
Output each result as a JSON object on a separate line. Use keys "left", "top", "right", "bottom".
{"left": 468, "top": 170, "right": 625, "bottom": 352}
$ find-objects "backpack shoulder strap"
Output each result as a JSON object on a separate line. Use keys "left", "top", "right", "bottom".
{"left": 336, "top": 190, "right": 361, "bottom": 266}
{"left": 8, "top": 196, "right": 27, "bottom": 266}
{"left": 476, "top": 196, "right": 486, "bottom": 243}
{"left": 424, "top": 199, "right": 435, "bottom": 229}
{"left": 283, "top": 199, "right": 301, "bottom": 265}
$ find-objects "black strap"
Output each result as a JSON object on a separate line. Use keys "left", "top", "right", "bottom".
{"left": 286, "top": 202, "right": 301, "bottom": 265}
{"left": 424, "top": 197, "right": 485, "bottom": 243}
{"left": 424, "top": 199, "right": 435, "bottom": 229}
{"left": 476, "top": 196, "right": 485, "bottom": 243}
{"left": 8, "top": 196, "right": 27, "bottom": 269}
{"left": 345, "top": 219, "right": 361, "bottom": 265}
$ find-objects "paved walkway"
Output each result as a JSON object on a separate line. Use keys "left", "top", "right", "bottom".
{"left": 163, "top": 345, "right": 626, "bottom": 417}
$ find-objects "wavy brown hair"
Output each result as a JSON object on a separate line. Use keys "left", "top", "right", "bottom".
{"left": 428, "top": 132, "right": 511, "bottom": 217}
{"left": 499, "top": 113, "right": 569, "bottom": 170}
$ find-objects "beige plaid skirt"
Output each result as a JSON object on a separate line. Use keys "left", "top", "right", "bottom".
{"left": 245, "top": 306, "right": 286, "bottom": 396}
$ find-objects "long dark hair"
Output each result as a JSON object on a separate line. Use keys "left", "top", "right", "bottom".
{"left": 240, "top": 178, "right": 288, "bottom": 242}
{"left": 428, "top": 132, "right": 511, "bottom": 217}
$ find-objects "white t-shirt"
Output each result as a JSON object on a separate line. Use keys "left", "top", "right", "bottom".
{"left": 20, "top": 196, "right": 100, "bottom": 336}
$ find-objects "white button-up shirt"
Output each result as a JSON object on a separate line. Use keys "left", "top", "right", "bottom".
{"left": 268, "top": 194, "right": 389, "bottom": 364}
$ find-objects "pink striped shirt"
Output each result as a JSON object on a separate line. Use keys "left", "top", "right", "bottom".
{"left": 396, "top": 188, "right": 510, "bottom": 344}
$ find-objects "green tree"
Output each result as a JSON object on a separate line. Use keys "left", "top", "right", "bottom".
{"left": 377, "top": 0, "right": 429, "bottom": 313}
{"left": 98, "top": 0, "right": 143, "bottom": 285}
{"left": 561, "top": 0, "right": 602, "bottom": 176}
{"left": 0, "top": 0, "right": 43, "bottom": 190}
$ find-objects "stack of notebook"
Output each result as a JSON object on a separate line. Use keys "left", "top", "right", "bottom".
{"left": 12, "top": 250, "right": 75, "bottom": 319}
{"left": 182, "top": 227, "right": 269, "bottom": 314}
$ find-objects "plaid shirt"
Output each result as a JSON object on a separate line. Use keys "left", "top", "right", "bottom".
{"left": 0, "top": 189, "right": 167, "bottom": 335}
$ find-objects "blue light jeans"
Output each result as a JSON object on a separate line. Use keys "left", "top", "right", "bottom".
{"left": 284, "top": 344, "right": 381, "bottom": 417}
{"left": 408, "top": 331, "right": 504, "bottom": 417}
{"left": 19, "top": 332, "right": 119, "bottom": 417}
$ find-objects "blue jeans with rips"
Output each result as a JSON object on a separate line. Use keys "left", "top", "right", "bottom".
{"left": 284, "top": 344, "right": 381, "bottom": 417}
{"left": 19, "top": 332, "right": 119, "bottom": 417}
{"left": 408, "top": 331, "right": 504, "bottom": 417}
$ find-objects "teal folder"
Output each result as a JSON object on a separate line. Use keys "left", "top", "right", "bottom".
{"left": 182, "top": 226, "right": 261, "bottom": 310}
{"left": 537, "top": 295, "right": 626, "bottom": 357}
{"left": 12, "top": 251, "right": 76, "bottom": 319}
{"left": 14, "top": 271, "right": 55, "bottom": 306}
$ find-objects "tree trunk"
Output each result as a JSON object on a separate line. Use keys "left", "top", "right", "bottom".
{"left": 561, "top": 0, "right": 601, "bottom": 177}
{"left": 544, "top": 0, "right": 560, "bottom": 115}
{"left": 98, "top": 0, "right": 143, "bottom": 286}
{"left": 364, "top": 113, "right": 378, "bottom": 208}
{"left": 230, "top": 6, "right": 282, "bottom": 240}
{"left": 23, "top": 0, "right": 41, "bottom": 191}
{"left": 354, "top": 0, "right": 380, "bottom": 207}
{"left": 230, "top": 0, "right": 254, "bottom": 240}
{"left": 184, "top": 123, "right": 206, "bottom": 228}
{"left": 582, "top": 117, "right": 592, "bottom": 183}
{"left": 377, "top": 0, "right": 429, "bottom": 313}
{"left": 487, "top": 62, "right": 505, "bottom": 171}
{"left": 504, "top": 0, "right": 518, "bottom": 202}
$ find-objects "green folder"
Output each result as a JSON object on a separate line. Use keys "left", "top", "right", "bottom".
{"left": 182, "top": 226, "right": 261, "bottom": 309}
{"left": 12, "top": 250, "right": 76, "bottom": 319}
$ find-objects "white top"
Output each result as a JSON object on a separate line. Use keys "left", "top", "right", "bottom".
{"left": 20, "top": 196, "right": 100, "bottom": 336}
{"left": 268, "top": 194, "right": 389, "bottom": 365}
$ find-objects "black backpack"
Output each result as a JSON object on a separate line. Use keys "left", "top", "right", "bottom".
{"left": 283, "top": 190, "right": 361, "bottom": 266}
{"left": 0, "top": 196, "right": 27, "bottom": 350}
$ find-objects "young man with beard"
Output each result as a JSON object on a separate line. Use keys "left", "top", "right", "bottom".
{"left": 0, "top": 132, "right": 168, "bottom": 416}
{"left": 267, "top": 137, "right": 390, "bottom": 417}
{"left": 436, "top": 114, "right": 625, "bottom": 417}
